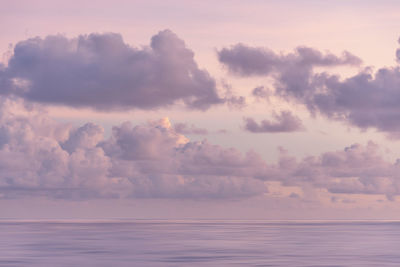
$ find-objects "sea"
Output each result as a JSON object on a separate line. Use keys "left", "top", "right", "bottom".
{"left": 1, "top": 220, "right": 400, "bottom": 266}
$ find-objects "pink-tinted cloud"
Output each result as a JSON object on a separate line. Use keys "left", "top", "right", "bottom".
{"left": 218, "top": 44, "right": 361, "bottom": 76}
{"left": 0, "top": 98, "right": 399, "bottom": 200}
{"left": 252, "top": 86, "right": 271, "bottom": 101}
{"left": 218, "top": 39, "right": 400, "bottom": 136}
{"left": 1, "top": 30, "right": 226, "bottom": 110}
{"left": 243, "top": 111, "right": 304, "bottom": 133}
{"left": 174, "top": 122, "right": 208, "bottom": 135}
{"left": 263, "top": 142, "right": 400, "bottom": 200}
{"left": 0, "top": 98, "right": 266, "bottom": 199}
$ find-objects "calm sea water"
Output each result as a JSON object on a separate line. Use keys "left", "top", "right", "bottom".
{"left": 1, "top": 220, "right": 400, "bottom": 266}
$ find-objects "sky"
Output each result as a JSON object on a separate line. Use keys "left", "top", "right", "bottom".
{"left": 2, "top": 0, "right": 400, "bottom": 219}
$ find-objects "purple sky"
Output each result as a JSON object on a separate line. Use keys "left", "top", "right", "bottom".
{"left": 2, "top": 0, "right": 400, "bottom": 219}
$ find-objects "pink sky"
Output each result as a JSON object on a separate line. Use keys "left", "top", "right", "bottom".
{"left": 1, "top": 0, "right": 400, "bottom": 219}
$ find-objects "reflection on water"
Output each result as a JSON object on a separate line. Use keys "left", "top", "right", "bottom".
{"left": 1, "top": 220, "right": 400, "bottom": 266}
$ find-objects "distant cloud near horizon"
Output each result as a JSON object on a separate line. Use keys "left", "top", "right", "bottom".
{"left": 217, "top": 41, "right": 400, "bottom": 135}
{"left": 0, "top": 97, "right": 399, "bottom": 201}
{"left": 0, "top": 30, "right": 226, "bottom": 110}
{"left": 0, "top": 98, "right": 267, "bottom": 200}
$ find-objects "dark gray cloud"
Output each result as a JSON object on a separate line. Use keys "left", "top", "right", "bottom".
{"left": 218, "top": 40, "right": 400, "bottom": 135}
{"left": 243, "top": 111, "right": 304, "bottom": 133}
{"left": 1, "top": 30, "right": 226, "bottom": 110}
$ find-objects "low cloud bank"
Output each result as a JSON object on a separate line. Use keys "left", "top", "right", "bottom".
{"left": 0, "top": 98, "right": 399, "bottom": 200}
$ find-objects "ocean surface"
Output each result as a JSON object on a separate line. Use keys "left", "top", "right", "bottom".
{"left": 1, "top": 220, "right": 400, "bottom": 266}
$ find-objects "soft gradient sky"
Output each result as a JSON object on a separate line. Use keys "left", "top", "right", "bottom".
{"left": 1, "top": 0, "right": 400, "bottom": 219}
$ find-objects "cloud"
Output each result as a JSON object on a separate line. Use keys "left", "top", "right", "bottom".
{"left": 1, "top": 30, "right": 225, "bottom": 110}
{"left": 243, "top": 111, "right": 305, "bottom": 133}
{"left": 220, "top": 81, "right": 247, "bottom": 109}
{"left": 0, "top": 98, "right": 266, "bottom": 200}
{"left": 173, "top": 122, "right": 229, "bottom": 135}
{"left": 225, "top": 95, "right": 247, "bottom": 109}
{"left": 174, "top": 122, "right": 208, "bottom": 135}
{"left": 1, "top": 97, "right": 400, "bottom": 201}
{"left": 61, "top": 123, "right": 104, "bottom": 153}
{"left": 264, "top": 142, "right": 400, "bottom": 200}
{"left": 218, "top": 39, "right": 400, "bottom": 135}
{"left": 218, "top": 43, "right": 361, "bottom": 77}
{"left": 289, "top": 192, "right": 300, "bottom": 199}
{"left": 252, "top": 86, "right": 271, "bottom": 100}
{"left": 307, "top": 68, "right": 400, "bottom": 134}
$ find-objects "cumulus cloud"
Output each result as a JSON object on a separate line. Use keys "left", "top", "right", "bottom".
{"left": 0, "top": 98, "right": 266, "bottom": 200}
{"left": 218, "top": 44, "right": 361, "bottom": 106}
{"left": 243, "top": 111, "right": 305, "bottom": 133}
{"left": 0, "top": 30, "right": 227, "bottom": 110}
{"left": 307, "top": 68, "right": 400, "bottom": 134}
{"left": 1, "top": 97, "right": 400, "bottom": 201}
{"left": 218, "top": 39, "right": 400, "bottom": 135}
{"left": 262, "top": 142, "right": 400, "bottom": 200}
